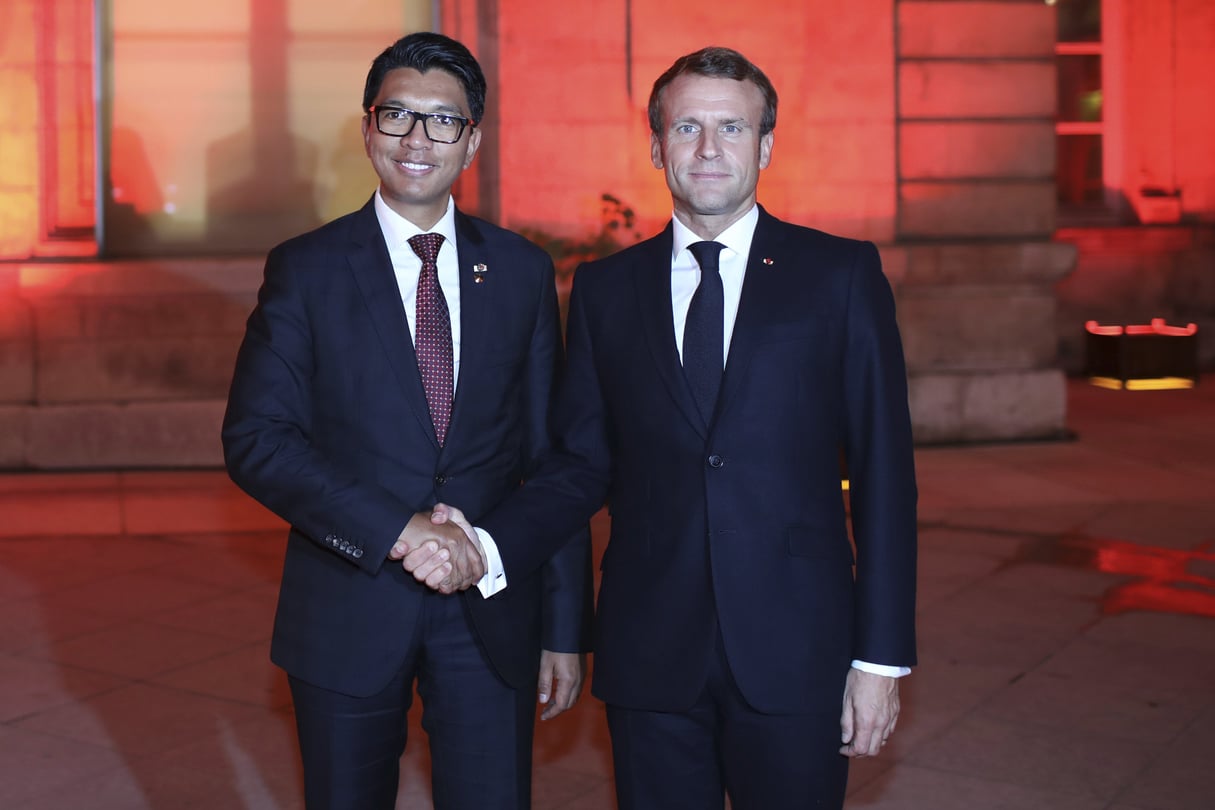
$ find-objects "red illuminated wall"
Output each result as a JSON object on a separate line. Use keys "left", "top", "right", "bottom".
{"left": 1119, "top": 0, "right": 1215, "bottom": 220}
{"left": 476, "top": 0, "right": 897, "bottom": 245}
{"left": 4, "top": 0, "right": 1214, "bottom": 260}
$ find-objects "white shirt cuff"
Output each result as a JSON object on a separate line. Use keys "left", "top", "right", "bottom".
{"left": 473, "top": 527, "right": 507, "bottom": 598}
{"left": 851, "top": 660, "right": 911, "bottom": 678}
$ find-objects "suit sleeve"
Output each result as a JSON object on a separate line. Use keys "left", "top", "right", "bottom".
{"left": 841, "top": 242, "right": 918, "bottom": 667}
{"left": 521, "top": 260, "right": 594, "bottom": 653}
{"left": 479, "top": 266, "right": 613, "bottom": 585}
{"left": 221, "top": 245, "right": 413, "bottom": 573}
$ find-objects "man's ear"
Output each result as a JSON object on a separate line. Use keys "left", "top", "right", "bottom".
{"left": 462, "top": 126, "right": 483, "bottom": 170}
{"left": 759, "top": 130, "right": 774, "bottom": 170}
{"left": 651, "top": 132, "right": 664, "bottom": 169}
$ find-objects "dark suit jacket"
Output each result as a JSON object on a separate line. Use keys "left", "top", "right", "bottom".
{"left": 222, "top": 198, "right": 592, "bottom": 698}
{"left": 482, "top": 206, "right": 917, "bottom": 715}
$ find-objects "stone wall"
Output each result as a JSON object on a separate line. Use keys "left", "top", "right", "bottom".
{"left": 0, "top": 259, "right": 260, "bottom": 469}
{"left": 895, "top": 1, "right": 1075, "bottom": 443}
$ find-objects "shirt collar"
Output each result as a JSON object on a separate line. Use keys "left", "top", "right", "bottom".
{"left": 670, "top": 205, "right": 759, "bottom": 263}
{"left": 373, "top": 191, "right": 459, "bottom": 248}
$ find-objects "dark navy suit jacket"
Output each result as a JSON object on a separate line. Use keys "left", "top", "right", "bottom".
{"left": 222, "top": 198, "right": 592, "bottom": 697}
{"left": 481, "top": 206, "right": 917, "bottom": 714}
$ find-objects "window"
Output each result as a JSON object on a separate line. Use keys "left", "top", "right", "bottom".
{"left": 1055, "top": 0, "right": 1104, "bottom": 209}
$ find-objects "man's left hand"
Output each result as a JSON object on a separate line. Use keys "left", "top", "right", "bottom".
{"left": 537, "top": 650, "right": 586, "bottom": 721}
{"left": 839, "top": 668, "right": 900, "bottom": 757}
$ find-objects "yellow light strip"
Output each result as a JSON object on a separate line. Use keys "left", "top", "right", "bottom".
{"left": 1088, "top": 376, "right": 1196, "bottom": 391}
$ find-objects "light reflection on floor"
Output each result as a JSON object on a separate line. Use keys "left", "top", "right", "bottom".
{"left": 1020, "top": 532, "right": 1215, "bottom": 618}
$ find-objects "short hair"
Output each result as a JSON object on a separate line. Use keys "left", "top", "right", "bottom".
{"left": 362, "top": 32, "right": 487, "bottom": 124}
{"left": 647, "top": 46, "right": 778, "bottom": 137}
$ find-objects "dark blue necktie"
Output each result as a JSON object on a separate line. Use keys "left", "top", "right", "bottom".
{"left": 683, "top": 241, "right": 725, "bottom": 423}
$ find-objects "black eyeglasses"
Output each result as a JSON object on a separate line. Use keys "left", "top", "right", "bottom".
{"left": 368, "top": 105, "right": 474, "bottom": 143}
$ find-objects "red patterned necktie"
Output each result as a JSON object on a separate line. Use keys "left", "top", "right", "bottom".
{"left": 409, "top": 232, "right": 453, "bottom": 446}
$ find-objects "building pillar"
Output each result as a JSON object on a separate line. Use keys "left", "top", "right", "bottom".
{"left": 894, "top": 0, "right": 1077, "bottom": 442}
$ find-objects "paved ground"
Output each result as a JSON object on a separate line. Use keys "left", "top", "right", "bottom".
{"left": 1, "top": 377, "right": 1212, "bottom": 809}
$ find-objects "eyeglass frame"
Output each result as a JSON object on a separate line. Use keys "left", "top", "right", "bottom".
{"left": 367, "top": 105, "right": 476, "bottom": 144}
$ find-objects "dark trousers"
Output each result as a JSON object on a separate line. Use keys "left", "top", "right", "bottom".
{"left": 606, "top": 630, "right": 848, "bottom": 810}
{"left": 288, "top": 593, "right": 536, "bottom": 810}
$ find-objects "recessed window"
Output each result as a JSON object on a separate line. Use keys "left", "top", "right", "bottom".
{"left": 1055, "top": 0, "right": 1106, "bottom": 210}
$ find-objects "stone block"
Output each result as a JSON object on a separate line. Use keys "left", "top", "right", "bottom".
{"left": 900, "top": 121, "right": 1054, "bottom": 180}
{"left": 36, "top": 334, "right": 242, "bottom": 403}
{"left": 906, "top": 373, "right": 964, "bottom": 443}
{"left": 0, "top": 299, "right": 34, "bottom": 403}
{"left": 764, "top": 181, "right": 898, "bottom": 245}
{"left": 899, "top": 61, "right": 1054, "bottom": 119}
{"left": 899, "top": 1, "right": 1054, "bottom": 58}
{"left": 0, "top": 188, "right": 39, "bottom": 259}
{"left": 902, "top": 241, "right": 1077, "bottom": 286}
{"left": 31, "top": 291, "right": 251, "bottom": 341}
{"left": 899, "top": 181, "right": 1055, "bottom": 238}
{"left": 910, "top": 369, "right": 1067, "bottom": 443}
{"left": 877, "top": 245, "right": 909, "bottom": 291}
{"left": 961, "top": 369, "right": 1067, "bottom": 441}
{"left": 899, "top": 288, "right": 1059, "bottom": 373}
{"left": 18, "top": 259, "right": 258, "bottom": 404}
{"left": 0, "top": 0, "right": 36, "bottom": 61}
{"left": 0, "top": 405, "right": 28, "bottom": 467}
{"left": 25, "top": 399, "right": 227, "bottom": 469}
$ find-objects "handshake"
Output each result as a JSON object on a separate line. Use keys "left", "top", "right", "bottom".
{"left": 387, "top": 504, "right": 485, "bottom": 595}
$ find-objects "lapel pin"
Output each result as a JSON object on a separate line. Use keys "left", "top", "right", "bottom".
{"left": 762, "top": 257, "right": 775, "bottom": 266}
{"left": 473, "top": 263, "right": 488, "bottom": 283}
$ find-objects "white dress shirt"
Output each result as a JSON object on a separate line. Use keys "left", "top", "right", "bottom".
{"left": 373, "top": 191, "right": 506, "bottom": 598}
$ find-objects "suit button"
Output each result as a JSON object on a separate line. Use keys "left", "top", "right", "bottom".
{"left": 707, "top": 454, "right": 725, "bottom": 468}
{"left": 353, "top": 548, "right": 364, "bottom": 559}
{"left": 434, "top": 474, "right": 447, "bottom": 486}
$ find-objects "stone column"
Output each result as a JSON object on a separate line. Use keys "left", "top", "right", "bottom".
{"left": 894, "top": 0, "right": 1077, "bottom": 442}
{"left": 0, "top": 0, "right": 41, "bottom": 259}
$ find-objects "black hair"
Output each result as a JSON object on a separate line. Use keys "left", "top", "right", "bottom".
{"left": 363, "top": 31, "right": 487, "bottom": 123}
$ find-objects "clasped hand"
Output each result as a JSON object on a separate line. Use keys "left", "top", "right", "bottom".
{"left": 387, "top": 509, "right": 484, "bottom": 594}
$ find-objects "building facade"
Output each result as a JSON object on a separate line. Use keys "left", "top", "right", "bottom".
{"left": 0, "top": 0, "right": 1212, "bottom": 467}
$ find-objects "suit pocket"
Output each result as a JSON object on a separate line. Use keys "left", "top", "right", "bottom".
{"left": 757, "top": 320, "right": 826, "bottom": 346}
{"left": 785, "top": 525, "right": 854, "bottom": 563}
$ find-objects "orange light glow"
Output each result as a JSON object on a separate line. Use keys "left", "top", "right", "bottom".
{"left": 1086, "top": 318, "right": 1198, "bottom": 337}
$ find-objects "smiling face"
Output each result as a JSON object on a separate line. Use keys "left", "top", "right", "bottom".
{"left": 362, "top": 67, "right": 482, "bottom": 229}
{"left": 651, "top": 73, "right": 773, "bottom": 239}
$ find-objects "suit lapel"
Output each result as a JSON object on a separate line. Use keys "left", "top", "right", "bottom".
{"left": 633, "top": 224, "right": 708, "bottom": 437}
{"left": 447, "top": 210, "right": 491, "bottom": 450}
{"left": 718, "top": 208, "right": 788, "bottom": 416}
{"left": 345, "top": 198, "right": 437, "bottom": 447}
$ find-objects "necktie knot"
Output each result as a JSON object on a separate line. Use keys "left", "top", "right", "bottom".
{"left": 409, "top": 232, "right": 445, "bottom": 265}
{"left": 688, "top": 240, "right": 725, "bottom": 276}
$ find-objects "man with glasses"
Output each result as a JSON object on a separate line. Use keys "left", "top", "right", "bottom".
{"left": 222, "top": 31, "right": 591, "bottom": 810}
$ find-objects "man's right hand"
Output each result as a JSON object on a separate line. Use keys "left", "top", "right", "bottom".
{"left": 389, "top": 512, "right": 486, "bottom": 594}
